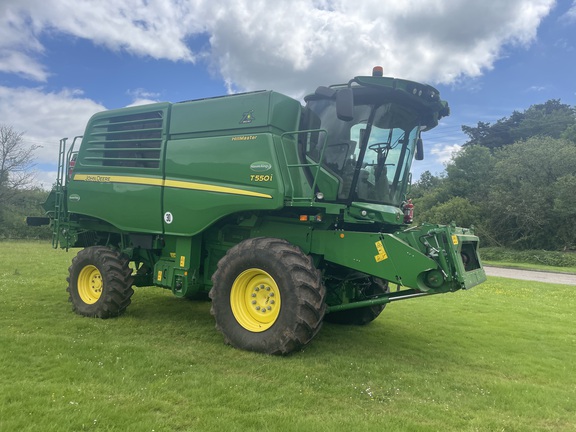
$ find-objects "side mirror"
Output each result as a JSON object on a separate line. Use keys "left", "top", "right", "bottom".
{"left": 415, "top": 138, "right": 424, "bottom": 160}
{"left": 336, "top": 88, "right": 354, "bottom": 122}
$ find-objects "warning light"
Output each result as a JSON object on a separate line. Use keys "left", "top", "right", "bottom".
{"left": 372, "top": 66, "right": 383, "bottom": 77}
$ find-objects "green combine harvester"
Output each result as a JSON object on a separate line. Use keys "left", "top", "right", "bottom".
{"left": 30, "top": 67, "right": 486, "bottom": 354}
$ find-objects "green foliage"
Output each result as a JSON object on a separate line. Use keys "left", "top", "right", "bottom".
{"left": 462, "top": 99, "right": 576, "bottom": 150}
{"left": 548, "top": 173, "right": 576, "bottom": 249}
{"left": 411, "top": 170, "right": 442, "bottom": 194}
{"left": 417, "top": 196, "right": 480, "bottom": 227}
{"left": 0, "top": 188, "right": 51, "bottom": 239}
{"left": 2, "top": 242, "right": 576, "bottom": 431}
{"left": 480, "top": 247, "right": 576, "bottom": 268}
{"left": 444, "top": 145, "right": 494, "bottom": 202}
{"left": 561, "top": 123, "right": 576, "bottom": 142}
{"left": 413, "top": 99, "right": 576, "bottom": 251}
{"left": 486, "top": 137, "right": 576, "bottom": 249}
{"left": 462, "top": 119, "right": 511, "bottom": 150}
{"left": 0, "top": 124, "right": 48, "bottom": 239}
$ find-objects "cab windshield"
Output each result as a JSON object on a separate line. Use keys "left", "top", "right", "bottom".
{"left": 304, "top": 97, "right": 421, "bottom": 207}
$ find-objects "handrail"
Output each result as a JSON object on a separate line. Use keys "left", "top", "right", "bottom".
{"left": 280, "top": 129, "right": 328, "bottom": 204}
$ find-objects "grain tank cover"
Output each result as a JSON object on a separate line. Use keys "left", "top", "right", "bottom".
{"left": 169, "top": 91, "right": 302, "bottom": 137}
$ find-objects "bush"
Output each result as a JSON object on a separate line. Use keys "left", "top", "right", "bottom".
{"left": 480, "top": 247, "right": 576, "bottom": 268}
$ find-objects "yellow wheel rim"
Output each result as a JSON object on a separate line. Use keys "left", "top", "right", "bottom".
{"left": 78, "top": 265, "right": 103, "bottom": 304}
{"left": 230, "top": 268, "right": 281, "bottom": 332}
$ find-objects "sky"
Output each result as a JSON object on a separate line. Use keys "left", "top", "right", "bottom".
{"left": 1, "top": 0, "right": 575, "bottom": 189}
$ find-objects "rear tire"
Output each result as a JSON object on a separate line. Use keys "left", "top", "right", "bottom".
{"left": 67, "top": 246, "right": 134, "bottom": 318}
{"left": 324, "top": 277, "right": 389, "bottom": 325}
{"left": 210, "top": 238, "right": 326, "bottom": 355}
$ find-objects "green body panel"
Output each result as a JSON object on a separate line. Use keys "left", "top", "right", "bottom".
{"left": 346, "top": 202, "right": 405, "bottom": 225}
{"left": 169, "top": 91, "right": 301, "bottom": 137}
{"left": 68, "top": 181, "right": 163, "bottom": 233}
{"left": 310, "top": 224, "right": 485, "bottom": 296}
{"left": 66, "top": 91, "right": 305, "bottom": 236}
{"left": 67, "top": 102, "right": 170, "bottom": 233}
{"left": 162, "top": 134, "right": 284, "bottom": 236}
{"left": 311, "top": 230, "right": 437, "bottom": 291}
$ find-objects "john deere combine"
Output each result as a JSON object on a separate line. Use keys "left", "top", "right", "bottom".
{"left": 30, "top": 67, "right": 486, "bottom": 354}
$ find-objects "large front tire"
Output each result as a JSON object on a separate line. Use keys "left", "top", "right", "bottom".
{"left": 210, "top": 238, "right": 326, "bottom": 355}
{"left": 67, "top": 246, "right": 134, "bottom": 318}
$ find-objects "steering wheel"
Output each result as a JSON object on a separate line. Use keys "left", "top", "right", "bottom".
{"left": 368, "top": 142, "right": 391, "bottom": 152}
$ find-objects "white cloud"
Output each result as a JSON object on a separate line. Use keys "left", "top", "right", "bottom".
{"left": 0, "top": 3, "right": 48, "bottom": 80}
{"left": 125, "top": 88, "right": 162, "bottom": 106}
{"left": 526, "top": 85, "right": 548, "bottom": 92}
{"left": 431, "top": 144, "right": 463, "bottom": 165}
{"left": 0, "top": 0, "right": 557, "bottom": 186}
{"left": 563, "top": 1, "right": 576, "bottom": 22}
{"left": 0, "top": 86, "right": 105, "bottom": 164}
{"left": 202, "top": 0, "right": 557, "bottom": 97}
{"left": 32, "top": 169, "right": 59, "bottom": 190}
{"left": 1, "top": 0, "right": 556, "bottom": 95}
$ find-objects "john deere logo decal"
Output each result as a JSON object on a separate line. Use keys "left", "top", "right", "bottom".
{"left": 240, "top": 110, "right": 255, "bottom": 124}
{"left": 250, "top": 161, "right": 272, "bottom": 172}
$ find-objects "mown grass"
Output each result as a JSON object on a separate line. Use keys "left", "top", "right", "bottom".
{"left": 1, "top": 241, "right": 575, "bottom": 431}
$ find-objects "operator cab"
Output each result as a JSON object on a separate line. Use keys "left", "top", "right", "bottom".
{"left": 301, "top": 67, "right": 449, "bottom": 209}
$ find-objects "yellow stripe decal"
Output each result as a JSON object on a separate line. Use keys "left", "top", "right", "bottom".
{"left": 73, "top": 174, "right": 272, "bottom": 199}
{"left": 163, "top": 179, "right": 272, "bottom": 198}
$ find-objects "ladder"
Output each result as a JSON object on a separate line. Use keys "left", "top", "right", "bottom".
{"left": 51, "top": 138, "right": 67, "bottom": 248}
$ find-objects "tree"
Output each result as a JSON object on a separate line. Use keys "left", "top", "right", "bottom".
{"left": 411, "top": 171, "right": 451, "bottom": 225}
{"left": 462, "top": 119, "right": 513, "bottom": 149}
{"left": 486, "top": 137, "right": 576, "bottom": 249}
{"left": 445, "top": 145, "right": 495, "bottom": 203}
{"left": 561, "top": 124, "right": 576, "bottom": 143}
{"left": 419, "top": 196, "right": 481, "bottom": 228}
{"left": 0, "top": 125, "right": 39, "bottom": 204}
{"left": 510, "top": 100, "right": 575, "bottom": 142}
{"left": 422, "top": 101, "right": 576, "bottom": 250}
{"left": 462, "top": 100, "right": 576, "bottom": 150}
{"left": 0, "top": 187, "right": 50, "bottom": 239}
{"left": 552, "top": 174, "right": 576, "bottom": 249}
{"left": 411, "top": 170, "right": 442, "bottom": 195}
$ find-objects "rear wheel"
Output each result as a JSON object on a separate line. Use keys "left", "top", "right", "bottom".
{"left": 67, "top": 246, "right": 134, "bottom": 318}
{"left": 210, "top": 238, "right": 326, "bottom": 355}
{"left": 325, "top": 277, "right": 389, "bottom": 325}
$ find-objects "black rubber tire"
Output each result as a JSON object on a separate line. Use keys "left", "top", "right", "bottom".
{"left": 324, "top": 277, "right": 389, "bottom": 325}
{"left": 210, "top": 238, "right": 326, "bottom": 355}
{"left": 67, "top": 246, "right": 134, "bottom": 318}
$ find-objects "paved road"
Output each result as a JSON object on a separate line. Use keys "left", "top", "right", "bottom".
{"left": 484, "top": 266, "right": 576, "bottom": 285}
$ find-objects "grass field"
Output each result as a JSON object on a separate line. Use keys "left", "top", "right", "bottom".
{"left": 1, "top": 242, "right": 575, "bottom": 431}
